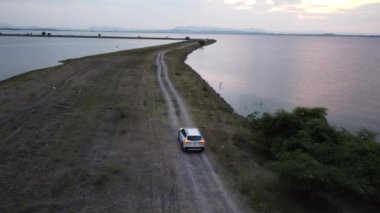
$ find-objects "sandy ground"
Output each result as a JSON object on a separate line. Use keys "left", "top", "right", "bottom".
{"left": 0, "top": 41, "right": 250, "bottom": 212}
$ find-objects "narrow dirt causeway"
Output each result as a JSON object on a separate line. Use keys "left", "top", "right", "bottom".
{"left": 0, "top": 41, "right": 249, "bottom": 212}
{"left": 156, "top": 51, "right": 242, "bottom": 213}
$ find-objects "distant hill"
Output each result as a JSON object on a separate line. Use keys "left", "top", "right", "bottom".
{"left": 0, "top": 23, "right": 14, "bottom": 28}
{"left": 0, "top": 23, "right": 56, "bottom": 31}
{"left": 1, "top": 24, "right": 378, "bottom": 37}
{"left": 0, "top": 24, "right": 265, "bottom": 34}
{"left": 88, "top": 26, "right": 129, "bottom": 32}
{"left": 168, "top": 26, "right": 266, "bottom": 34}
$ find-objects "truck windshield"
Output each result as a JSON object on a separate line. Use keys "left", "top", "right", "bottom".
{"left": 188, "top": 136, "right": 202, "bottom": 141}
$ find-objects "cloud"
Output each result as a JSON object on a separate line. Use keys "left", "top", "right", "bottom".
{"left": 0, "top": 0, "right": 379, "bottom": 34}
{"left": 222, "top": 0, "right": 380, "bottom": 14}
{"left": 221, "top": 0, "right": 301, "bottom": 10}
{"left": 271, "top": 0, "right": 300, "bottom": 5}
{"left": 222, "top": 0, "right": 256, "bottom": 9}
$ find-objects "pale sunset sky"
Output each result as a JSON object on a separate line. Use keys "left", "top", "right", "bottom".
{"left": 0, "top": 0, "right": 379, "bottom": 34}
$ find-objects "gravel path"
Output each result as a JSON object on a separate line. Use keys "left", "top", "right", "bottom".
{"left": 156, "top": 51, "right": 242, "bottom": 213}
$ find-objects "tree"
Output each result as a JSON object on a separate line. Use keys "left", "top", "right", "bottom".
{"left": 41, "top": 32, "right": 46, "bottom": 36}
{"left": 271, "top": 151, "right": 327, "bottom": 194}
{"left": 248, "top": 107, "right": 380, "bottom": 202}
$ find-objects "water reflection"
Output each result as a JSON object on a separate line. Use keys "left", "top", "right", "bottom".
{"left": 187, "top": 35, "right": 380, "bottom": 135}
{"left": 0, "top": 35, "right": 175, "bottom": 81}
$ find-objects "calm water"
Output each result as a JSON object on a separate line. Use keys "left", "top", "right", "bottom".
{"left": 187, "top": 35, "right": 380, "bottom": 135}
{"left": 1, "top": 31, "right": 379, "bottom": 136}
{"left": 0, "top": 31, "right": 176, "bottom": 80}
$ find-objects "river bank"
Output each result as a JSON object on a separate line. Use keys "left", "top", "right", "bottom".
{"left": 0, "top": 40, "right": 256, "bottom": 212}
{"left": 2, "top": 38, "right": 376, "bottom": 212}
{"left": 165, "top": 42, "right": 380, "bottom": 212}
{"left": 0, "top": 33, "right": 187, "bottom": 40}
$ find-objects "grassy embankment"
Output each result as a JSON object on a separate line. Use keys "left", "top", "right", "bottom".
{"left": 165, "top": 42, "right": 380, "bottom": 212}
{"left": 0, "top": 41, "right": 201, "bottom": 212}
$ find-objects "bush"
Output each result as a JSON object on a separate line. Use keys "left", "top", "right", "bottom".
{"left": 271, "top": 151, "right": 328, "bottom": 195}
{"left": 248, "top": 107, "right": 380, "bottom": 202}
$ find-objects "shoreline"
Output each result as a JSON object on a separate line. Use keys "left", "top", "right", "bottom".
{"left": 2, "top": 28, "right": 379, "bottom": 38}
{"left": 0, "top": 40, "right": 256, "bottom": 212}
{"left": 1, "top": 40, "right": 376, "bottom": 212}
{"left": 0, "top": 33, "right": 188, "bottom": 40}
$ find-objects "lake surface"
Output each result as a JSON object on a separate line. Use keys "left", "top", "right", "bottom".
{"left": 186, "top": 35, "right": 380, "bottom": 136}
{"left": 1, "top": 31, "right": 379, "bottom": 137}
{"left": 0, "top": 31, "right": 176, "bottom": 80}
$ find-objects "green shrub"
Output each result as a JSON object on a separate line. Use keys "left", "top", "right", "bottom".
{"left": 247, "top": 107, "right": 380, "bottom": 203}
{"left": 271, "top": 151, "right": 328, "bottom": 194}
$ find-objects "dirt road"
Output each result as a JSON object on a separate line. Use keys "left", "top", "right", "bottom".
{"left": 156, "top": 51, "right": 242, "bottom": 212}
{"left": 0, "top": 41, "right": 248, "bottom": 212}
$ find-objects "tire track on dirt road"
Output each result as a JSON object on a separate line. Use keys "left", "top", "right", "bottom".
{"left": 156, "top": 51, "right": 242, "bottom": 213}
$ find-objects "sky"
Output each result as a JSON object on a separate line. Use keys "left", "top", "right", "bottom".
{"left": 0, "top": 0, "right": 379, "bottom": 34}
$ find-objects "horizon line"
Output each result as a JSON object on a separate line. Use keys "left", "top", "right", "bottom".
{"left": 1, "top": 26, "right": 379, "bottom": 37}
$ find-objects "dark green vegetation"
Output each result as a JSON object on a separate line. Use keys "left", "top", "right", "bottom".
{"left": 245, "top": 108, "right": 380, "bottom": 208}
